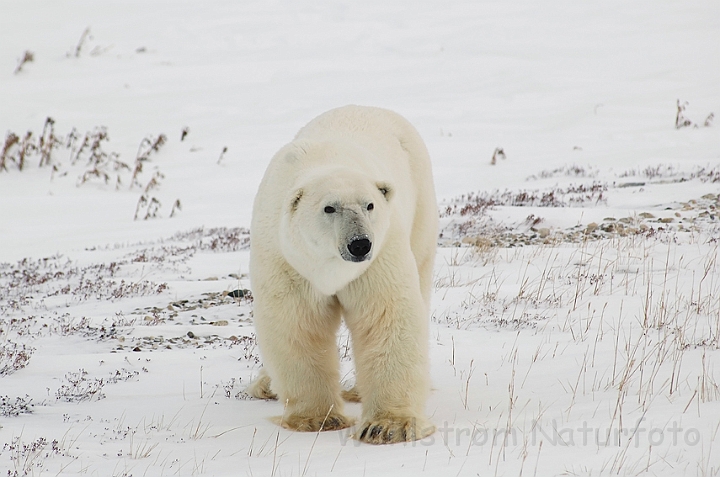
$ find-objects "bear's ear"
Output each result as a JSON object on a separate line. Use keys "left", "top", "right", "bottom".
{"left": 290, "top": 189, "right": 304, "bottom": 212}
{"left": 376, "top": 182, "right": 393, "bottom": 201}
{"left": 283, "top": 149, "right": 300, "bottom": 164}
{"left": 283, "top": 141, "right": 309, "bottom": 164}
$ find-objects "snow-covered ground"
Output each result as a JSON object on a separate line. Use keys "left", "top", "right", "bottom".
{"left": 1, "top": 1, "right": 719, "bottom": 475}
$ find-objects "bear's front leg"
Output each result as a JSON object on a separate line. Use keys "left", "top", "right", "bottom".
{"left": 339, "top": 244, "right": 436, "bottom": 444}
{"left": 253, "top": 280, "right": 353, "bottom": 432}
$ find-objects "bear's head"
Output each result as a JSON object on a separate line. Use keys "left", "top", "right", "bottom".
{"left": 279, "top": 166, "right": 392, "bottom": 296}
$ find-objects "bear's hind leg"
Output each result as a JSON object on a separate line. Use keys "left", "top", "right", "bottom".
{"left": 247, "top": 368, "right": 277, "bottom": 400}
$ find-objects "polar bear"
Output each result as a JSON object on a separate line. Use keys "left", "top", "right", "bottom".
{"left": 247, "top": 105, "right": 437, "bottom": 444}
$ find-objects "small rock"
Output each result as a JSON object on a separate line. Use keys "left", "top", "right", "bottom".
{"left": 187, "top": 331, "right": 196, "bottom": 339}
{"left": 133, "top": 347, "right": 141, "bottom": 352}
{"left": 228, "top": 289, "right": 249, "bottom": 299}
{"left": 211, "top": 320, "right": 229, "bottom": 326}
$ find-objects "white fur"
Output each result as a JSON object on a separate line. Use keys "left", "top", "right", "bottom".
{"left": 248, "top": 105, "right": 437, "bottom": 444}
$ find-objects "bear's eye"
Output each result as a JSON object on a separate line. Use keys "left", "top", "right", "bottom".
{"left": 324, "top": 206, "right": 336, "bottom": 214}
{"left": 367, "top": 203, "right": 374, "bottom": 211}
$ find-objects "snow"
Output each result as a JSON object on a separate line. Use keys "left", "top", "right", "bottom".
{"left": 1, "top": 1, "right": 719, "bottom": 476}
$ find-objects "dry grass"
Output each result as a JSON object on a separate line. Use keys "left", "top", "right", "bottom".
{"left": 675, "top": 99, "right": 714, "bottom": 129}
{"left": 0, "top": 342, "right": 34, "bottom": 376}
{"left": 13, "top": 50, "right": 34, "bottom": 75}
{"left": 441, "top": 182, "right": 608, "bottom": 218}
{"left": 0, "top": 118, "right": 182, "bottom": 219}
{"left": 434, "top": 228, "right": 719, "bottom": 476}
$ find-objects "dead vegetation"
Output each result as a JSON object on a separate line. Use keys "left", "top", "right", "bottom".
{"left": 1, "top": 118, "right": 179, "bottom": 219}
{"left": 617, "top": 163, "right": 720, "bottom": 183}
{"left": 73, "top": 127, "right": 131, "bottom": 188}
{"left": 441, "top": 165, "right": 720, "bottom": 249}
{"left": 55, "top": 369, "right": 107, "bottom": 403}
{"left": 441, "top": 182, "right": 608, "bottom": 219}
{"left": 0, "top": 254, "right": 167, "bottom": 315}
{"left": 169, "top": 226, "right": 251, "bottom": 252}
{"left": 0, "top": 342, "right": 34, "bottom": 376}
{"left": 131, "top": 134, "right": 167, "bottom": 188}
{"left": 13, "top": 50, "right": 34, "bottom": 75}
{"left": 490, "top": 147, "right": 505, "bottom": 165}
{"left": 2, "top": 436, "right": 70, "bottom": 477}
{"left": 55, "top": 368, "right": 144, "bottom": 403}
{"left": 0, "top": 395, "right": 34, "bottom": 417}
{"left": 0, "top": 227, "right": 250, "bottom": 314}
{"left": 676, "top": 99, "right": 714, "bottom": 129}
{"left": 526, "top": 164, "right": 598, "bottom": 181}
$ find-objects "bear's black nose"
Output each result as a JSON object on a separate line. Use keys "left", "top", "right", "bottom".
{"left": 348, "top": 238, "right": 372, "bottom": 258}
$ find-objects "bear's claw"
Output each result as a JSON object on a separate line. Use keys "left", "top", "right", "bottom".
{"left": 355, "top": 417, "right": 435, "bottom": 444}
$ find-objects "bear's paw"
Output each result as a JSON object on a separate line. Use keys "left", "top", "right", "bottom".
{"left": 277, "top": 412, "right": 355, "bottom": 432}
{"left": 355, "top": 416, "right": 435, "bottom": 444}
{"left": 247, "top": 373, "right": 277, "bottom": 400}
{"left": 340, "top": 387, "right": 361, "bottom": 403}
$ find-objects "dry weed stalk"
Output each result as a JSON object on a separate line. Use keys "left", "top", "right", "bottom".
{"left": 698, "top": 351, "right": 720, "bottom": 404}
{"left": 217, "top": 146, "right": 228, "bottom": 164}
{"left": 301, "top": 404, "right": 334, "bottom": 476}
{"left": 170, "top": 199, "right": 182, "bottom": 218}
{"left": 38, "top": 117, "right": 60, "bottom": 167}
{"left": 461, "top": 359, "right": 476, "bottom": 410}
{"left": 0, "top": 132, "right": 20, "bottom": 171}
{"left": 13, "top": 50, "right": 34, "bottom": 74}
{"left": 675, "top": 99, "right": 715, "bottom": 129}
{"left": 72, "top": 27, "right": 92, "bottom": 57}
{"left": 74, "top": 127, "right": 131, "bottom": 187}
{"left": 131, "top": 134, "right": 167, "bottom": 188}
{"left": 490, "top": 147, "right": 505, "bottom": 165}
{"left": 676, "top": 100, "right": 693, "bottom": 129}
